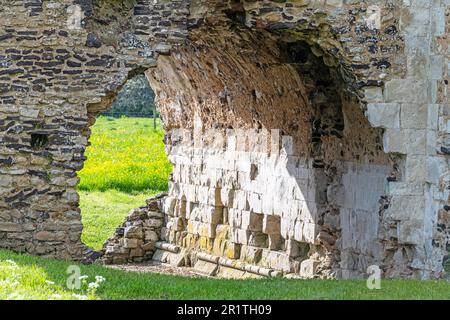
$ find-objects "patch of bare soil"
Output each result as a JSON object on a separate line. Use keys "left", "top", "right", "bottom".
{"left": 105, "top": 261, "right": 210, "bottom": 278}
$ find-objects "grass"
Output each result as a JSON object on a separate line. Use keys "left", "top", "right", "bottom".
{"left": 1, "top": 250, "right": 450, "bottom": 300}
{"left": 80, "top": 190, "right": 159, "bottom": 251}
{"left": 0, "top": 257, "right": 97, "bottom": 300}
{"left": 77, "top": 116, "right": 172, "bottom": 193}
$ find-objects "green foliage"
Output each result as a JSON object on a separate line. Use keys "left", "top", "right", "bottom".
{"left": 77, "top": 116, "right": 172, "bottom": 193}
{"left": 1, "top": 250, "right": 450, "bottom": 300}
{"left": 80, "top": 190, "right": 159, "bottom": 250}
{"left": 105, "top": 75, "right": 156, "bottom": 117}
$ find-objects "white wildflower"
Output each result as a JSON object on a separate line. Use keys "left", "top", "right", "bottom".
{"left": 45, "top": 280, "right": 55, "bottom": 285}
{"left": 5, "top": 260, "right": 16, "bottom": 266}
{"left": 88, "top": 282, "right": 99, "bottom": 290}
{"left": 95, "top": 275, "right": 105, "bottom": 283}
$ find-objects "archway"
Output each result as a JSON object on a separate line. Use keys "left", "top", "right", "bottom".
{"left": 0, "top": 0, "right": 445, "bottom": 280}
{"left": 111, "top": 24, "right": 395, "bottom": 278}
{"left": 77, "top": 73, "right": 171, "bottom": 258}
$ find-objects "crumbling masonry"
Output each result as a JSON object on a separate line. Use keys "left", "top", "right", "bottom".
{"left": 0, "top": 0, "right": 449, "bottom": 279}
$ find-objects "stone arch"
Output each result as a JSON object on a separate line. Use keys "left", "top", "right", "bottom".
{"left": 136, "top": 19, "right": 397, "bottom": 278}
{"left": 0, "top": 0, "right": 448, "bottom": 279}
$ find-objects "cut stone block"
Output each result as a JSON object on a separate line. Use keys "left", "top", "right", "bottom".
{"left": 299, "top": 259, "right": 320, "bottom": 278}
{"left": 262, "top": 215, "right": 281, "bottom": 234}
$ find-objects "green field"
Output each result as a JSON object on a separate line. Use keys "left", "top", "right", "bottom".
{"left": 78, "top": 116, "right": 172, "bottom": 193}
{"left": 2, "top": 250, "right": 450, "bottom": 300}
{"left": 78, "top": 116, "right": 171, "bottom": 250}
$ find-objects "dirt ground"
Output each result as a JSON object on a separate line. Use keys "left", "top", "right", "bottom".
{"left": 105, "top": 261, "right": 210, "bottom": 278}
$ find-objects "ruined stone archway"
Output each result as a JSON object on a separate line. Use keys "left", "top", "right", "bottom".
{"left": 123, "top": 24, "right": 394, "bottom": 279}
{"left": 0, "top": 0, "right": 449, "bottom": 279}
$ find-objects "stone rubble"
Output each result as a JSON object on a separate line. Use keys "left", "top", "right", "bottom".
{"left": 101, "top": 194, "right": 166, "bottom": 265}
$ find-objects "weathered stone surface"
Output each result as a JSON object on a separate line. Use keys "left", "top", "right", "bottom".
{"left": 0, "top": 0, "right": 448, "bottom": 280}
{"left": 100, "top": 196, "right": 166, "bottom": 264}
{"left": 0, "top": 223, "right": 22, "bottom": 232}
{"left": 300, "top": 259, "right": 320, "bottom": 278}
{"left": 124, "top": 226, "right": 143, "bottom": 239}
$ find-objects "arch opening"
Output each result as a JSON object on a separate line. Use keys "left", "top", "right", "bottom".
{"left": 77, "top": 71, "right": 171, "bottom": 259}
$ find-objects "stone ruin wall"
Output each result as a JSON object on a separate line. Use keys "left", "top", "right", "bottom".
{"left": 0, "top": 0, "right": 190, "bottom": 259}
{"left": 0, "top": 0, "right": 449, "bottom": 279}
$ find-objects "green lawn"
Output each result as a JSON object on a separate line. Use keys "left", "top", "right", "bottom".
{"left": 1, "top": 250, "right": 450, "bottom": 300}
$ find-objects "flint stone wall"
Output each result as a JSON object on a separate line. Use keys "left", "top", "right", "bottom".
{"left": 0, "top": 0, "right": 449, "bottom": 279}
